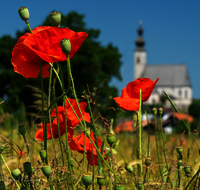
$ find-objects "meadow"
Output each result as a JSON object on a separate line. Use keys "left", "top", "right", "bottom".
{"left": 1, "top": 6, "right": 200, "bottom": 190}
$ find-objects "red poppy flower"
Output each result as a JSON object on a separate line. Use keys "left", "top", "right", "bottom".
{"left": 35, "top": 98, "right": 90, "bottom": 141}
{"left": 113, "top": 78, "right": 159, "bottom": 111}
{"left": 51, "top": 98, "right": 91, "bottom": 127}
{"left": 11, "top": 26, "right": 88, "bottom": 78}
{"left": 35, "top": 117, "right": 74, "bottom": 141}
{"left": 68, "top": 131, "right": 105, "bottom": 166}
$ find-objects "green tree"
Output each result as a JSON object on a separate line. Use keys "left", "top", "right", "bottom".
{"left": 0, "top": 11, "right": 122, "bottom": 120}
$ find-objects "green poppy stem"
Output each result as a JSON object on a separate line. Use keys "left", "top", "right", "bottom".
{"left": 164, "top": 91, "right": 200, "bottom": 152}
{"left": 22, "top": 135, "right": 30, "bottom": 162}
{"left": 138, "top": 89, "right": 143, "bottom": 179}
{"left": 38, "top": 57, "right": 47, "bottom": 164}
{"left": 153, "top": 108, "right": 164, "bottom": 184}
{"left": 0, "top": 154, "right": 20, "bottom": 189}
{"left": 158, "top": 108, "right": 171, "bottom": 185}
{"left": 59, "top": 62, "right": 75, "bottom": 190}
{"left": 48, "top": 66, "right": 57, "bottom": 159}
{"left": 52, "top": 63, "right": 65, "bottom": 166}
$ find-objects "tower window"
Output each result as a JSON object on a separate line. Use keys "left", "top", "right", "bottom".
{"left": 137, "top": 57, "right": 140, "bottom": 63}
{"left": 185, "top": 90, "right": 188, "bottom": 98}
{"left": 178, "top": 89, "right": 182, "bottom": 97}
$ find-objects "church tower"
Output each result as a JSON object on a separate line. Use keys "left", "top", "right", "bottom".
{"left": 134, "top": 22, "right": 146, "bottom": 79}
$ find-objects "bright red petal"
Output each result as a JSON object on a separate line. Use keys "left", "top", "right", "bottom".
{"left": 23, "top": 27, "right": 88, "bottom": 63}
{"left": 125, "top": 78, "right": 159, "bottom": 101}
{"left": 113, "top": 97, "right": 140, "bottom": 111}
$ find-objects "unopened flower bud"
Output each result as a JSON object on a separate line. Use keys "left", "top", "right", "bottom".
{"left": 18, "top": 6, "right": 29, "bottom": 22}
{"left": 60, "top": 38, "right": 71, "bottom": 56}
{"left": 50, "top": 11, "right": 61, "bottom": 27}
{"left": 18, "top": 125, "right": 26, "bottom": 136}
{"left": 0, "top": 145, "right": 5, "bottom": 154}
{"left": 125, "top": 164, "right": 134, "bottom": 173}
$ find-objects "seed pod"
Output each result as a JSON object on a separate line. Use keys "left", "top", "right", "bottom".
{"left": 107, "top": 133, "right": 115, "bottom": 146}
{"left": 176, "top": 146, "right": 183, "bottom": 155}
{"left": 114, "top": 184, "right": 125, "bottom": 190}
{"left": 0, "top": 181, "right": 5, "bottom": 190}
{"left": 11, "top": 168, "right": 22, "bottom": 181}
{"left": 23, "top": 162, "right": 32, "bottom": 176}
{"left": 0, "top": 145, "right": 5, "bottom": 154}
{"left": 97, "top": 175, "right": 105, "bottom": 186}
{"left": 125, "top": 164, "right": 134, "bottom": 173}
{"left": 82, "top": 173, "right": 92, "bottom": 188}
{"left": 42, "top": 165, "right": 51, "bottom": 178}
{"left": 39, "top": 149, "right": 47, "bottom": 164}
{"left": 18, "top": 125, "right": 26, "bottom": 136}
{"left": 145, "top": 157, "right": 152, "bottom": 166}
{"left": 50, "top": 11, "right": 61, "bottom": 27}
{"left": 60, "top": 38, "right": 71, "bottom": 56}
{"left": 184, "top": 166, "right": 191, "bottom": 174}
{"left": 18, "top": 7, "right": 29, "bottom": 22}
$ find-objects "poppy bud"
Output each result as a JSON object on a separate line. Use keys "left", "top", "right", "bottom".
{"left": 125, "top": 164, "right": 134, "bottom": 173}
{"left": 107, "top": 133, "right": 115, "bottom": 146}
{"left": 114, "top": 184, "right": 125, "bottom": 190}
{"left": 18, "top": 6, "right": 29, "bottom": 22}
{"left": 177, "top": 160, "right": 182, "bottom": 169}
{"left": 145, "top": 157, "right": 152, "bottom": 166}
{"left": 18, "top": 125, "right": 26, "bottom": 136}
{"left": 0, "top": 145, "right": 5, "bottom": 154}
{"left": 42, "top": 165, "right": 51, "bottom": 178}
{"left": 176, "top": 146, "right": 183, "bottom": 155}
{"left": 159, "top": 107, "right": 163, "bottom": 115}
{"left": 82, "top": 173, "right": 92, "bottom": 188}
{"left": 152, "top": 107, "right": 157, "bottom": 115}
{"left": 184, "top": 166, "right": 191, "bottom": 174}
{"left": 0, "top": 181, "right": 5, "bottom": 190}
{"left": 97, "top": 175, "right": 104, "bottom": 186}
{"left": 39, "top": 149, "right": 47, "bottom": 164}
{"left": 23, "top": 162, "right": 32, "bottom": 176}
{"left": 60, "top": 38, "right": 71, "bottom": 56}
{"left": 50, "top": 11, "right": 61, "bottom": 27}
{"left": 11, "top": 168, "right": 22, "bottom": 181}
{"left": 69, "top": 158, "right": 75, "bottom": 167}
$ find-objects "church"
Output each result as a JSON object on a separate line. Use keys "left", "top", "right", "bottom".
{"left": 134, "top": 25, "right": 192, "bottom": 110}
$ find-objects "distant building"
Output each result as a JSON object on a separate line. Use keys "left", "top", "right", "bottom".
{"left": 134, "top": 24, "right": 192, "bottom": 110}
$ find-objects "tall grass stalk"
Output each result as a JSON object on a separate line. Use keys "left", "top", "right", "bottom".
{"left": 164, "top": 91, "right": 200, "bottom": 151}
{"left": 153, "top": 108, "right": 164, "bottom": 185}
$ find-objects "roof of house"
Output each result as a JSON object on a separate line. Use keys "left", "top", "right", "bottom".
{"left": 141, "top": 63, "right": 191, "bottom": 87}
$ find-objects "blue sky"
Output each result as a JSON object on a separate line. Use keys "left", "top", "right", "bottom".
{"left": 2, "top": 0, "right": 200, "bottom": 99}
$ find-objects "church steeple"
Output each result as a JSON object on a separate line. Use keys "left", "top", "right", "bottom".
{"left": 135, "top": 21, "right": 145, "bottom": 51}
{"left": 134, "top": 21, "right": 146, "bottom": 79}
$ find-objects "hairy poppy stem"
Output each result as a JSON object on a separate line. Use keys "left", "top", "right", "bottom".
{"left": 48, "top": 66, "right": 57, "bottom": 160}
{"left": 164, "top": 91, "right": 200, "bottom": 152}
{"left": 38, "top": 57, "right": 47, "bottom": 164}
{"left": 50, "top": 55, "right": 122, "bottom": 184}
{"left": 0, "top": 154, "right": 20, "bottom": 189}
{"left": 153, "top": 108, "right": 164, "bottom": 183}
{"left": 59, "top": 62, "right": 75, "bottom": 190}
{"left": 138, "top": 89, "right": 143, "bottom": 183}
{"left": 65, "top": 57, "right": 122, "bottom": 184}
{"left": 52, "top": 63, "right": 65, "bottom": 166}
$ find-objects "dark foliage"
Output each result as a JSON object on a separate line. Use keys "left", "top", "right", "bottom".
{"left": 0, "top": 11, "right": 122, "bottom": 120}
